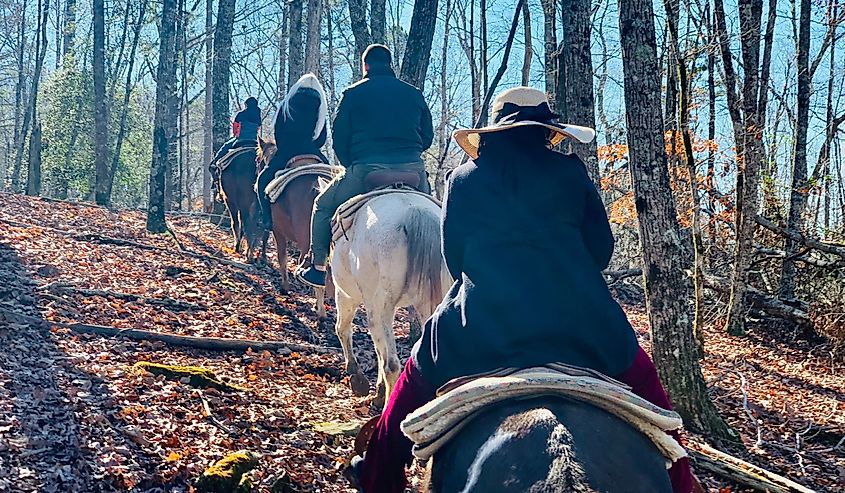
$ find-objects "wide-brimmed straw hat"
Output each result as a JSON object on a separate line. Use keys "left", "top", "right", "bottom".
{"left": 453, "top": 87, "right": 596, "bottom": 159}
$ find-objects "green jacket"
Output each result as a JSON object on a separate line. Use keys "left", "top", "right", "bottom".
{"left": 332, "top": 66, "right": 434, "bottom": 168}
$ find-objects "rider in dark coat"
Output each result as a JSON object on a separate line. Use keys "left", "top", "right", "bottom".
{"left": 256, "top": 74, "right": 328, "bottom": 229}
{"left": 295, "top": 44, "right": 434, "bottom": 287}
{"left": 345, "top": 87, "right": 697, "bottom": 493}
{"left": 210, "top": 97, "right": 262, "bottom": 200}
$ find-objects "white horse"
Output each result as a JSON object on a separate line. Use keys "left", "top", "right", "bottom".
{"left": 331, "top": 192, "right": 452, "bottom": 409}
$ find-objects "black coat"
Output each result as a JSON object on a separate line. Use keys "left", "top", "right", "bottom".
{"left": 273, "top": 88, "right": 328, "bottom": 167}
{"left": 411, "top": 149, "right": 639, "bottom": 388}
{"left": 332, "top": 66, "right": 434, "bottom": 167}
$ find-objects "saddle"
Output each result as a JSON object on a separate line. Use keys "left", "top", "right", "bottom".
{"left": 216, "top": 147, "right": 256, "bottom": 174}
{"left": 264, "top": 155, "right": 342, "bottom": 203}
{"left": 330, "top": 180, "right": 441, "bottom": 243}
{"left": 396, "top": 364, "right": 686, "bottom": 465}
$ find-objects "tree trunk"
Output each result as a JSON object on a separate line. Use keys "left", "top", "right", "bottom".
{"left": 541, "top": 0, "right": 557, "bottom": 106}
{"left": 304, "top": 0, "right": 322, "bottom": 75}
{"left": 618, "top": 0, "right": 735, "bottom": 440}
{"left": 203, "top": 0, "right": 214, "bottom": 210}
{"left": 348, "top": 0, "right": 371, "bottom": 62}
{"left": 434, "top": 0, "right": 453, "bottom": 199}
{"left": 521, "top": 1, "right": 532, "bottom": 86}
{"left": 370, "top": 0, "right": 386, "bottom": 44}
{"left": 178, "top": 0, "right": 189, "bottom": 210}
{"left": 11, "top": 0, "right": 29, "bottom": 192}
{"left": 93, "top": 0, "right": 109, "bottom": 205}
{"left": 399, "top": 0, "right": 439, "bottom": 90}
{"left": 706, "top": 1, "right": 717, "bottom": 237}
{"left": 109, "top": 0, "right": 146, "bottom": 205}
{"left": 560, "top": 0, "right": 600, "bottom": 185}
{"left": 480, "top": 0, "right": 488, "bottom": 95}
{"left": 147, "top": 0, "right": 179, "bottom": 233}
{"left": 723, "top": 0, "right": 766, "bottom": 335}
{"left": 780, "top": 0, "right": 811, "bottom": 301}
{"left": 25, "top": 123, "right": 42, "bottom": 196}
{"left": 288, "top": 0, "right": 305, "bottom": 84}
{"left": 212, "top": 0, "right": 236, "bottom": 152}
{"left": 62, "top": 0, "right": 75, "bottom": 58}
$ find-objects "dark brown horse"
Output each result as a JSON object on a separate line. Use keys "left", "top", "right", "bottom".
{"left": 256, "top": 137, "right": 329, "bottom": 318}
{"left": 217, "top": 147, "right": 261, "bottom": 260}
{"left": 424, "top": 397, "right": 672, "bottom": 492}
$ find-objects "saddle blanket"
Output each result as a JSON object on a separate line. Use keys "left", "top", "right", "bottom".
{"left": 400, "top": 365, "right": 686, "bottom": 465}
{"left": 265, "top": 163, "right": 341, "bottom": 203}
{"left": 331, "top": 187, "right": 441, "bottom": 243}
{"left": 217, "top": 147, "right": 256, "bottom": 173}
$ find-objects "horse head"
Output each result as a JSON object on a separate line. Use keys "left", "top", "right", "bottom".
{"left": 255, "top": 135, "right": 277, "bottom": 173}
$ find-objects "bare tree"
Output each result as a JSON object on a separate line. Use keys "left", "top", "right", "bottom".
{"left": 371, "top": 0, "right": 386, "bottom": 44}
{"left": 93, "top": 0, "right": 109, "bottom": 205}
{"left": 780, "top": 0, "right": 811, "bottom": 300}
{"left": 62, "top": 0, "right": 75, "bottom": 58}
{"left": 16, "top": 0, "right": 48, "bottom": 195}
{"left": 618, "top": 0, "right": 734, "bottom": 439}
{"left": 304, "top": 0, "right": 322, "bottom": 75}
{"left": 147, "top": 0, "right": 179, "bottom": 233}
{"left": 212, "top": 0, "right": 236, "bottom": 152}
{"left": 541, "top": 0, "right": 557, "bottom": 104}
{"left": 399, "top": 0, "right": 439, "bottom": 90}
{"left": 521, "top": 1, "right": 532, "bottom": 86}
{"left": 559, "top": 0, "right": 599, "bottom": 184}
{"left": 288, "top": 0, "right": 304, "bottom": 84}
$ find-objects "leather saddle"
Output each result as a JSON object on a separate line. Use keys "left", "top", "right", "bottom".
{"left": 285, "top": 154, "right": 324, "bottom": 170}
{"left": 364, "top": 169, "right": 421, "bottom": 192}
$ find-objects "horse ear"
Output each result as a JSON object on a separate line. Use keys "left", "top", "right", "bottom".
{"left": 257, "top": 135, "right": 265, "bottom": 146}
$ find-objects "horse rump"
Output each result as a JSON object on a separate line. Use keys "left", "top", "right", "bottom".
{"left": 401, "top": 204, "right": 447, "bottom": 313}
{"left": 425, "top": 397, "right": 672, "bottom": 493}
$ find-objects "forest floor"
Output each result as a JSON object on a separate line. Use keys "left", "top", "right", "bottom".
{"left": 0, "top": 192, "right": 842, "bottom": 492}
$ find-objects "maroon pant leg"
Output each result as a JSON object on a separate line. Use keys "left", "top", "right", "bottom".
{"left": 613, "top": 346, "right": 695, "bottom": 493}
{"left": 359, "top": 358, "right": 436, "bottom": 493}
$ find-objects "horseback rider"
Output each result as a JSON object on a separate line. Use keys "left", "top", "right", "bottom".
{"left": 344, "top": 88, "right": 699, "bottom": 493}
{"left": 256, "top": 74, "right": 328, "bottom": 230}
{"left": 295, "top": 44, "right": 434, "bottom": 288}
{"left": 210, "top": 97, "right": 262, "bottom": 198}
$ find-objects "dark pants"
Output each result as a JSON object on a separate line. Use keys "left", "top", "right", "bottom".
{"left": 358, "top": 347, "right": 694, "bottom": 493}
{"left": 256, "top": 160, "right": 287, "bottom": 227}
{"left": 309, "top": 161, "right": 430, "bottom": 265}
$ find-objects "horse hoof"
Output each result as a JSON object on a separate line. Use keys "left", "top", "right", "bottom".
{"left": 372, "top": 394, "right": 385, "bottom": 410}
{"left": 350, "top": 373, "right": 370, "bottom": 397}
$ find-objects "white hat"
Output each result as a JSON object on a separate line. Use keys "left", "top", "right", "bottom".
{"left": 453, "top": 87, "right": 596, "bottom": 159}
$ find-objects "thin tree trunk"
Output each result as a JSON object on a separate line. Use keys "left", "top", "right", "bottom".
{"left": 541, "top": 0, "right": 557, "bottom": 106}
{"left": 93, "top": 0, "right": 109, "bottom": 205}
{"left": 618, "top": 0, "right": 735, "bottom": 440}
{"left": 25, "top": 123, "right": 42, "bottom": 196}
{"left": 109, "top": 0, "right": 146, "bottom": 204}
{"left": 780, "top": 0, "right": 811, "bottom": 300}
{"left": 560, "top": 0, "right": 600, "bottom": 184}
{"left": 434, "top": 0, "right": 453, "bottom": 198}
{"left": 203, "top": 0, "right": 214, "bottom": 209}
{"left": 706, "top": 0, "right": 717, "bottom": 237}
{"left": 370, "top": 0, "right": 386, "bottom": 44}
{"left": 62, "top": 0, "right": 75, "bottom": 58}
{"left": 664, "top": 0, "right": 705, "bottom": 355}
{"left": 469, "top": 1, "right": 479, "bottom": 120}
{"left": 304, "top": 0, "right": 322, "bottom": 75}
{"left": 11, "top": 0, "right": 29, "bottom": 192}
{"left": 399, "top": 0, "right": 439, "bottom": 90}
{"left": 521, "top": 1, "right": 532, "bottom": 86}
{"left": 348, "top": 0, "right": 371, "bottom": 61}
{"left": 178, "top": 0, "right": 189, "bottom": 210}
{"left": 53, "top": 0, "right": 61, "bottom": 68}
{"left": 147, "top": 0, "right": 179, "bottom": 233}
{"left": 480, "top": 0, "right": 488, "bottom": 95}
{"left": 288, "top": 0, "right": 304, "bottom": 84}
{"left": 663, "top": 0, "right": 679, "bottom": 133}
{"left": 212, "top": 0, "right": 236, "bottom": 152}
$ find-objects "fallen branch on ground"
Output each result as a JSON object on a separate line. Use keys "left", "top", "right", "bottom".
{"left": 703, "top": 275, "right": 811, "bottom": 325}
{"left": 0, "top": 217, "right": 254, "bottom": 271}
{"left": 603, "top": 268, "right": 643, "bottom": 284}
{"left": 756, "top": 216, "right": 845, "bottom": 259}
{"left": 41, "top": 283, "right": 205, "bottom": 312}
{"left": 688, "top": 441, "right": 816, "bottom": 493}
{"left": 0, "top": 307, "right": 339, "bottom": 355}
{"left": 754, "top": 245, "right": 843, "bottom": 269}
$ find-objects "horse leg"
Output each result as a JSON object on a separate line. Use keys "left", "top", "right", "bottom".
{"left": 336, "top": 290, "right": 369, "bottom": 397}
{"left": 272, "top": 225, "right": 290, "bottom": 292}
{"left": 366, "top": 299, "right": 400, "bottom": 410}
{"left": 231, "top": 209, "right": 243, "bottom": 253}
{"left": 314, "top": 286, "right": 327, "bottom": 319}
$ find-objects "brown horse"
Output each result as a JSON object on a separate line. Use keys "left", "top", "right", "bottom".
{"left": 217, "top": 147, "right": 261, "bottom": 260}
{"left": 256, "top": 137, "right": 330, "bottom": 318}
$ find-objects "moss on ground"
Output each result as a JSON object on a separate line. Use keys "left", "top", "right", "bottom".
{"left": 133, "top": 362, "right": 244, "bottom": 392}
{"left": 194, "top": 451, "right": 260, "bottom": 492}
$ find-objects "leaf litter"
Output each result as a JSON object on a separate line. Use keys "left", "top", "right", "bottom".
{"left": 0, "top": 192, "right": 842, "bottom": 492}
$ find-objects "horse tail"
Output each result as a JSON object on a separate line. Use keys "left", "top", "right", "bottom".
{"left": 402, "top": 205, "right": 445, "bottom": 312}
